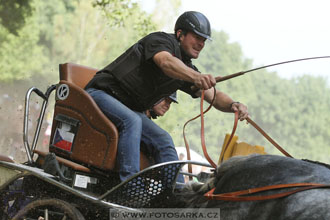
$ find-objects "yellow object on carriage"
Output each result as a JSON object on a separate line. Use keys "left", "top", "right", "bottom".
{"left": 218, "top": 134, "right": 267, "bottom": 163}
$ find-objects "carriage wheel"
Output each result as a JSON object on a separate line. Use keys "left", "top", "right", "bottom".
{"left": 12, "top": 198, "right": 85, "bottom": 220}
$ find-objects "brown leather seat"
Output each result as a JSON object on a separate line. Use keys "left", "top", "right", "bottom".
{"left": 49, "top": 63, "right": 118, "bottom": 171}
{"left": 48, "top": 63, "right": 153, "bottom": 172}
{"left": 59, "top": 63, "right": 97, "bottom": 88}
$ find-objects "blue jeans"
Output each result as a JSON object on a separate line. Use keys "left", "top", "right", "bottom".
{"left": 86, "top": 88, "right": 184, "bottom": 183}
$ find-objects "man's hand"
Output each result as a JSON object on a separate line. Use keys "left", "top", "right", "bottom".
{"left": 231, "top": 102, "right": 249, "bottom": 121}
{"left": 193, "top": 74, "right": 216, "bottom": 90}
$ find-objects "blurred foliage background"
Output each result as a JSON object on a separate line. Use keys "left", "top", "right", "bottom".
{"left": 0, "top": 0, "right": 329, "bottom": 164}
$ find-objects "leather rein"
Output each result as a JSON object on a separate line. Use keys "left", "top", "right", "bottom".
{"left": 184, "top": 92, "right": 330, "bottom": 201}
{"left": 183, "top": 56, "right": 330, "bottom": 201}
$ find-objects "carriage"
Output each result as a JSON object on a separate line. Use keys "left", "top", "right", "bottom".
{"left": 1, "top": 62, "right": 330, "bottom": 220}
{"left": 0, "top": 63, "right": 213, "bottom": 219}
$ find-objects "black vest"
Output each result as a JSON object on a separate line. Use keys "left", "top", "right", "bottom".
{"left": 86, "top": 33, "right": 195, "bottom": 111}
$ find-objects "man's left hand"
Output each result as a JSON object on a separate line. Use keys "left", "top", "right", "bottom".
{"left": 231, "top": 102, "right": 249, "bottom": 121}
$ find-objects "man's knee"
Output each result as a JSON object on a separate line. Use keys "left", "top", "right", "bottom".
{"left": 125, "top": 113, "right": 142, "bottom": 129}
{"left": 159, "top": 131, "right": 174, "bottom": 145}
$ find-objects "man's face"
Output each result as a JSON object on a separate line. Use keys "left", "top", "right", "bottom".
{"left": 152, "top": 98, "right": 173, "bottom": 116}
{"left": 178, "top": 30, "right": 206, "bottom": 59}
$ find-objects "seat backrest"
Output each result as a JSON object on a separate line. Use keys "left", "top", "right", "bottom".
{"left": 59, "top": 63, "right": 98, "bottom": 89}
{"left": 49, "top": 63, "right": 118, "bottom": 171}
{"left": 50, "top": 63, "right": 154, "bottom": 172}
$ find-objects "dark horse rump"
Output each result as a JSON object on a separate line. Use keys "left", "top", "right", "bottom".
{"left": 177, "top": 154, "right": 330, "bottom": 220}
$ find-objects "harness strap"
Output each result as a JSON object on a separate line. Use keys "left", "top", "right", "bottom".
{"left": 183, "top": 89, "right": 216, "bottom": 179}
{"left": 246, "top": 117, "right": 293, "bottom": 158}
{"left": 219, "top": 113, "right": 292, "bottom": 162}
{"left": 184, "top": 87, "right": 292, "bottom": 175}
{"left": 200, "top": 90, "right": 217, "bottom": 168}
{"left": 204, "top": 183, "right": 330, "bottom": 201}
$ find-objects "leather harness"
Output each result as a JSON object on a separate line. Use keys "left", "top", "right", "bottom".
{"left": 183, "top": 90, "right": 330, "bottom": 201}
{"left": 204, "top": 183, "right": 330, "bottom": 201}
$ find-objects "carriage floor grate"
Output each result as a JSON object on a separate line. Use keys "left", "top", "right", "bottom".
{"left": 102, "top": 162, "right": 182, "bottom": 208}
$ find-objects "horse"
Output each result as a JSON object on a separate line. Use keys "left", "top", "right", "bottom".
{"left": 175, "top": 154, "right": 330, "bottom": 220}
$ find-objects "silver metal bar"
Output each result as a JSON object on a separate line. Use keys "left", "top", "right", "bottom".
{"left": 23, "top": 86, "right": 56, "bottom": 162}
{"left": 23, "top": 87, "right": 36, "bottom": 163}
{"left": 45, "top": 208, "right": 49, "bottom": 220}
{"left": 31, "top": 97, "right": 48, "bottom": 156}
{"left": 180, "top": 171, "right": 198, "bottom": 177}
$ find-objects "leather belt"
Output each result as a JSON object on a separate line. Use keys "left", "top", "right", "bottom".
{"left": 204, "top": 183, "right": 330, "bottom": 201}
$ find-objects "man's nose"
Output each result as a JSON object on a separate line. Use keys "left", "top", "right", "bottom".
{"left": 198, "top": 40, "right": 205, "bottom": 48}
{"left": 165, "top": 101, "right": 171, "bottom": 108}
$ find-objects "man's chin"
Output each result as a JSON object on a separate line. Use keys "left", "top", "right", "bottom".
{"left": 192, "top": 51, "right": 200, "bottom": 59}
{"left": 155, "top": 112, "right": 164, "bottom": 116}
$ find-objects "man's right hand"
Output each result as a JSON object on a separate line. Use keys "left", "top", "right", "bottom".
{"left": 193, "top": 74, "right": 216, "bottom": 90}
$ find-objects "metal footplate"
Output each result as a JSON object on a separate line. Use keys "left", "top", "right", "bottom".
{"left": 100, "top": 160, "right": 210, "bottom": 208}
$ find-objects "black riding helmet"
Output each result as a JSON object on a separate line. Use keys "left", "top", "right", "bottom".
{"left": 168, "top": 92, "right": 178, "bottom": 103}
{"left": 153, "top": 92, "right": 178, "bottom": 106}
{"left": 175, "top": 11, "right": 211, "bottom": 40}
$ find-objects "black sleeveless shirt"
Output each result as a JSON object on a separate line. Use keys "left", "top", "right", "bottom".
{"left": 85, "top": 32, "right": 199, "bottom": 112}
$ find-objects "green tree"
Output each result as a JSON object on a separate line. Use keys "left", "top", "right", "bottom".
{"left": 0, "top": 0, "right": 74, "bottom": 82}
{"left": 93, "top": 0, "right": 156, "bottom": 36}
{"left": 0, "top": 0, "right": 33, "bottom": 35}
{"left": 0, "top": 12, "right": 45, "bottom": 81}
{"left": 150, "top": 0, "right": 181, "bottom": 32}
{"left": 0, "top": 0, "right": 158, "bottom": 82}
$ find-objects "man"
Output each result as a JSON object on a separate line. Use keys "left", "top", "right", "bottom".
{"left": 145, "top": 93, "right": 177, "bottom": 119}
{"left": 85, "top": 11, "right": 248, "bottom": 183}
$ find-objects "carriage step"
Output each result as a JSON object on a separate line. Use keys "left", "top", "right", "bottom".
{"left": 0, "top": 154, "right": 15, "bottom": 163}
{"left": 34, "top": 150, "right": 91, "bottom": 173}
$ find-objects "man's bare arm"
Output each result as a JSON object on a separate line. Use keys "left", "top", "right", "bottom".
{"left": 202, "top": 88, "right": 249, "bottom": 120}
{"left": 153, "top": 51, "right": 215, "bottom": 90}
